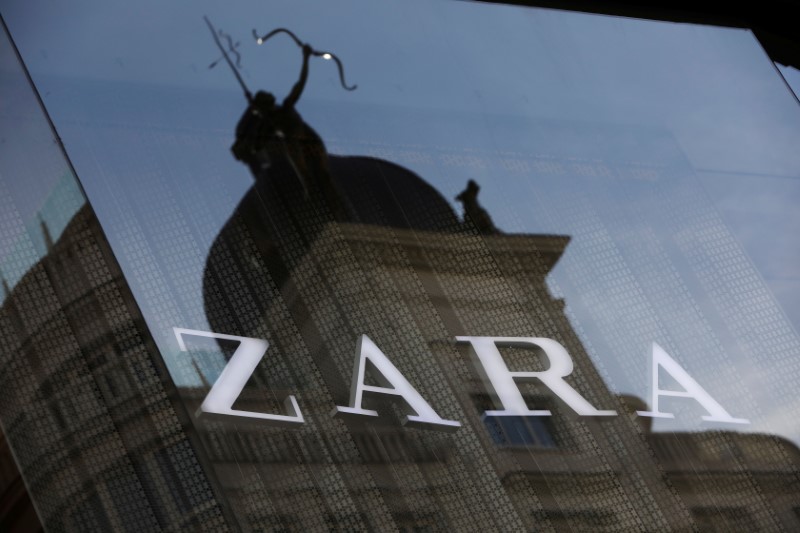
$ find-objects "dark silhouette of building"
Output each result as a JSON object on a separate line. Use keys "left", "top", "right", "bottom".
{"left": 0, "top": 206, "right": 230, "bottom": 531}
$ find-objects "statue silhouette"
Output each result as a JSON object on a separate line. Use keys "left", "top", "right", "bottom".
{"left": 456, "top": 179, "right": 500, "bottom": 234}
{"left": 230, "top": 37, "right": 346, "bottom": 219}
{"left": 203, "top": 26, "right": 467, "bottom": 335}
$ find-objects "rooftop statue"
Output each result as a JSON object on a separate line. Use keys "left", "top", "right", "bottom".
{"left": 204, "top": 19, "right": 465, "bottom": 238}
{"left": 456, "top": 179, "right": 500, "bottom": 234}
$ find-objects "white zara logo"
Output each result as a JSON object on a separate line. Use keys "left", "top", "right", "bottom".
{"left": 174, "top": 328, "right": 749, "bottom": 432}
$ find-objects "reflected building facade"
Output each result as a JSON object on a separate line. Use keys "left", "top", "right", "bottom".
{"left": 2, "top": 173, "right": 798, "bottom": 529}
{"left": 0, "top": 206, "right": 228, "bottom": 530}
{"left": 196, "top": 105, "right": 800, "bottom": 526}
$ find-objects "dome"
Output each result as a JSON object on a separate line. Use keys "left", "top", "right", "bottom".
{"left": 329, "top": 155, "right": 461, "bottom": 232}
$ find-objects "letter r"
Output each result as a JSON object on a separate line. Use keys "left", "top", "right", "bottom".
{"left": 456, "top": 336, "right": 616, "bottom": 417}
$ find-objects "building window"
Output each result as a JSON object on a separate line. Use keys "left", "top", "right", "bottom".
{"left": 474, "top": 394, "right": 557, "bottom": 448}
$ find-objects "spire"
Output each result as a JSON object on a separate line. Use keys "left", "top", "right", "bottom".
{"left": 38, "top": 214, "right": 54, "bottom": 252}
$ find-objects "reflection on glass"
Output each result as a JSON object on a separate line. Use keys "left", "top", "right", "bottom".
{"left": 0, "top": 19, "right": 228, "bottom": 531}
{"left": 190, "top": 22, "right": 799, "bottom": 529}
{"left": 2, "top": 0, "right": 800, "bottom": 530}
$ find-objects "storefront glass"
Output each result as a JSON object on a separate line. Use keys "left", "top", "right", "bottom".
{"left": 2, "top": 1, "right": 800, "bottom": 530}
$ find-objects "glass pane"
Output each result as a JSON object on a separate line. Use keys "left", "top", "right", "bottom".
{"left": 3, "top": 1, "right": 800, "bottom": 530}
{"left": 0, "top": 17, "right": 228, "bottom": 531}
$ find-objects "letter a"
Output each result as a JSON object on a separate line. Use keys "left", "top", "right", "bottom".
{"left": 332, "top": 335, "right": 461, "bottom": 432}
{"left": 174, "top": 328, "right": 304, "bottom": 427}
{"left": 636, "top": 343, "right": 748, "bottom": 424}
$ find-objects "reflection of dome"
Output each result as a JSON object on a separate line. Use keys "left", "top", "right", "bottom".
{"left": 330, "top": 156, "right": 461, "bottom": 232}
{"left": 203, "top": 146, "right": 466, "bottom": 331}
{"left": 231, "top": 96, "right": 462, "bottom": 233}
